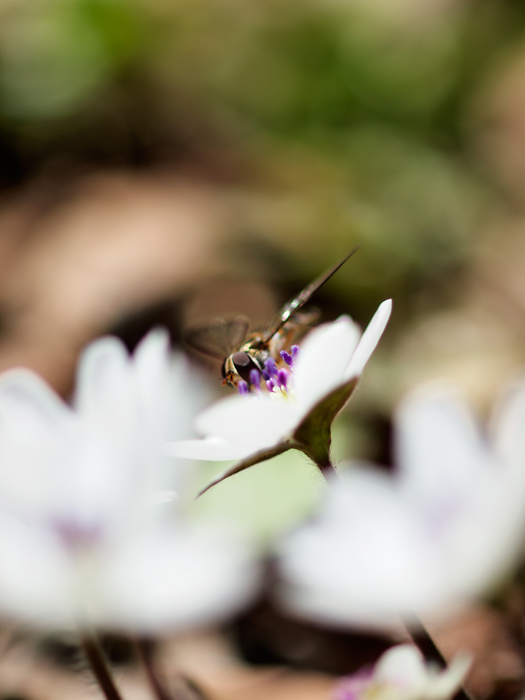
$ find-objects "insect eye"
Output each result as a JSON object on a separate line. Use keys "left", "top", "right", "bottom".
{"left": 232, "top": 352, "right": 259, "bottom": 383}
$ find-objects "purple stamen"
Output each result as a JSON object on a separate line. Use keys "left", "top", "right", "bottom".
{"left": 277, "top": 368, "right": 289, "bottom": 391}
{"left": 249, "top": 369, "right": 261, "bottom": 388}
{"left": 54, "top": 518, "right": 102, "bottom": 550}
{"left": 280, "top": 350, "right": 293, "bottom": 367}
{"left": 334, "top": 669, "right": 374, "bottom": 700}
{"left": 291, "top": 345, "right": 300, "bottom": 360}
{"left": 266, "top": 379, "right": 275, "bottom": 393}
{"left": 238, "top": 380, "right": 249, "bottom": 395}
{"left": 264, "top": 357, "right": 278, "bottom": 377}
{"left": 262, "top": 370, "right": 270, "bottom": 381}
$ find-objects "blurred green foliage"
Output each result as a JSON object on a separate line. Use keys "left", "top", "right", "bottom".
{"left": 0, "top": 0, "right": 149, "bottom": 119}
{"left": 192, "top": 448, "right": 321, "bottom": 547}
{"left": 0, "top": 0, "right": 524, "bottom": 318}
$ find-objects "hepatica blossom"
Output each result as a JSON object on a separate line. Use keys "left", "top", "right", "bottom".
{"left": 334, "top": 644, "right": 471, "bottom": 700}
{"left": 0, "top": 329, "right": 257, "bottom": 631}
{"left": 278, "top": 384, "right": 525, "bottom": 629}
{"left": 171, "top": 300, "right": 392, "bottom": 494}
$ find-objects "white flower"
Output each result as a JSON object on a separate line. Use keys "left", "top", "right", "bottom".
{"left": 0, "top": 330, "right": 258, "bottom": 631}
{"left": 170, "top": 300, "right": 392, "bottom": 493}
{"left": 277, "top": 383, "right": 525, "bottom": 629}
{"left": 334, "top": 644, "right": 471, "bottom": 700}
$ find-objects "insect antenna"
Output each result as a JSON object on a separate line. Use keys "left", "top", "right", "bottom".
{"left": 263, "top": 245, "right": 361, "bottom": 342}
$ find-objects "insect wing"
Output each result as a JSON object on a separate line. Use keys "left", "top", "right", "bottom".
{"left": 263, "top": 246, "right": 360, "bottom": 342}
{"left": 185, "top": 316, "right": 250, "bottom": 359}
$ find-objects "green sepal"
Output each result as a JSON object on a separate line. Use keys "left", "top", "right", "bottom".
{"left": 292, "top": 378, "right": 358, "bottom": 470}
{"left": 197, "top": 377, "right": 359, "bottom": 497}
{"left": 196, "top": 442, "right": 292, "bottom": 498}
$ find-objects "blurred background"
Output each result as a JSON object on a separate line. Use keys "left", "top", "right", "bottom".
{"left": 3, "top": 0, "right": 525, "bottom": 697}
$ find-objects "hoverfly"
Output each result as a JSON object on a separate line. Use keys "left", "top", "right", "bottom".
{"left": 185, "top": 247, "right": 360, "bottom": 389}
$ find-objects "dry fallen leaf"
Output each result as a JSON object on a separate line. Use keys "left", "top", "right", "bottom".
{"left": 0, "top": 170, "right": 229, "bottom": 392}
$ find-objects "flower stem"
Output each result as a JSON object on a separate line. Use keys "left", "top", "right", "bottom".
{"left": 81, "top": 635, "right": 125, "bottom": 700}
{"left": 135, "top": 638, "right": 171, "bottom": 700}
{"left": 317, "top": 461, "right": 337, "bottom": 480}
{"left": 134, "top": 638, "right": 210, "bottom": 700}
{"left": 410, "top": 624, "right": 473, "bottom": 700}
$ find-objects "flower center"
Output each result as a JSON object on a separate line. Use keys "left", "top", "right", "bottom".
{"left": 53, "top": 515, "right": 103, "bottom": 551}
{"left": 238, "top": 345, "right": 299, "bottom": 397}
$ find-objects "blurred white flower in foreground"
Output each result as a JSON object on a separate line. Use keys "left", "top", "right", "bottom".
{"left": 278, "top": 384, "right": 525, "bottom": 629}
{"left": 0, "top": 330, "right": 257, "bottom": 631}
{"left": 171, "top": 300, "right": 392, "bottom": 494}
{"left": 334, "top": 644, "right": 471, "bottom": 700}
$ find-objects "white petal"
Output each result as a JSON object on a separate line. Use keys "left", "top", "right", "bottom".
{"left": 195, "top": 394, "right": 297, "bottom": 449}
{"left": 133, "top": 328, "right": 171, "bottom": 413}
{"left": 168, "top": 437, "right": 255, "bottom": 462}
{"left": 426, "top": 653, "right": 472, "bottom": 700}
{"left": 374, "top": 645, "right": 427, "bottom": 691}
{"left": 293, "top": 318, "right": 361, "bottom": 412}
{"left": 134, "top": 328, "right": 170, "bottom": 376}
{"left": 344, "top": 299, "right": 392, "bottom": 380}
{"left": 373, "top": 645, "right": 470, "bottom": 700}
{"left": 132, "top": 330, "right": 185, "bottom": 491}
{"left": 278, "top": 466, "right": 440, "bottom": 627}
{"left": 0, "top": 371, "right": 73, "bottom": 510}
{"left": 168, "top": 354, "right": 213, "bottom": 441}
{"left": 99, "top": 528, "right": 259, "bottom": 631}
{"left": 395, "top": 388, "right": 491, "bottom": 503}
{"left": 75, "top": 336, "right": 131, "bottom": 417}
{"left": 147, "top": 490, "right": 179, "bottom": 505}
{"left": 0, "top": 515, "right": 75, "bottom": 629}
{"left": 442, "top": 383, "right": 525, "bottom": 598}
{"left": 493, "top": 378, "right": 525, "bottom": 476}
{"left": 0, "top": 369, "right": 71, "bottom": 428}
{"left": 278, "top": 371, "right": 525, "bottom": 630}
